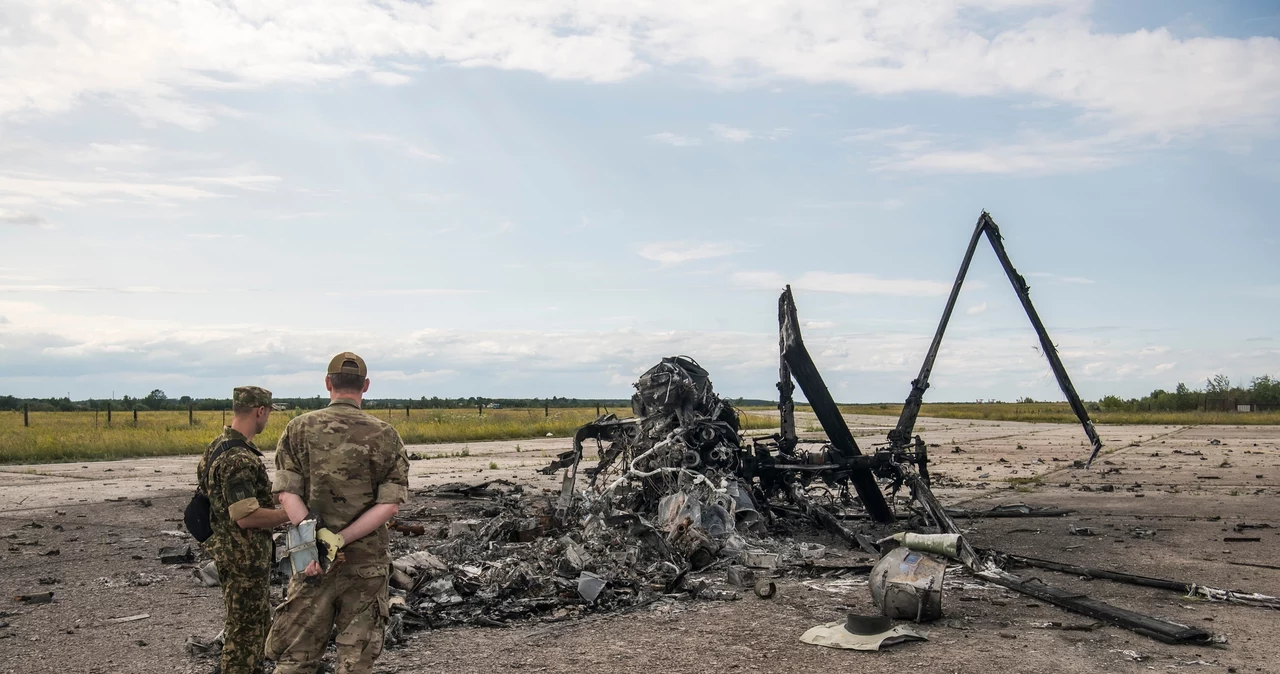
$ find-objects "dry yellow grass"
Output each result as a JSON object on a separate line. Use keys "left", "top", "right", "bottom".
{"left": 0, "top": 406, "right": 780, "bottom": 464}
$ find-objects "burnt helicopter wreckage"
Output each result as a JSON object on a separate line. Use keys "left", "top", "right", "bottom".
{"left": 365, "top": 213, "right": 1267, "bottom": 646}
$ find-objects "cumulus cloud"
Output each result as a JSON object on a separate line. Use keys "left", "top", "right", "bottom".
{"left": 2, "top": 1, "right": 1274, "bottom": 146}
{"left": 966, "top": 302, "right": 988, "bottom": 315}
{"left": 1, "top": 299, "right": 1273, "bottom": 400}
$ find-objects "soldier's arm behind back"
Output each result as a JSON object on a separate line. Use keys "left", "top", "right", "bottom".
{"left": 375, "top": 426, "right": 410, "bottom": 506}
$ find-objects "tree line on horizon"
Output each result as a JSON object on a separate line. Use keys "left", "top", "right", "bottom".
{"left": 2, "top": 375, "right": 1276, "bottom": 414}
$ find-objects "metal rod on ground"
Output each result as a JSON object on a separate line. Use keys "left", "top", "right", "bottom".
{"left": 996, "top": 552, "right": 1280, "bottom": 610}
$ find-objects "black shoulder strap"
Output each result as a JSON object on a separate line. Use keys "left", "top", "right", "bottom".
{"left": 200, "top": 439, "right": 251, "bottom": 495}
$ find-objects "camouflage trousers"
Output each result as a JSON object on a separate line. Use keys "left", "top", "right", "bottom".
{"left": 218, "top": 565, "right": 272, "bottom": 674}
{"left": 265, "top": 562, "right": 389, "bottom": 674}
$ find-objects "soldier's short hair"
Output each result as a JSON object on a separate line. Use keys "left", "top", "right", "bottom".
{"left": 328, "top": 372, "right": 366, "bottom": 393}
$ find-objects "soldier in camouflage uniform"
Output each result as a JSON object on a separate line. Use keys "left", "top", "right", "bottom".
{"left": 197, "top": 386, "right": 291, "bottom": 674}
{"left": 265, "top": 353, "right": 409, "bottom": 674}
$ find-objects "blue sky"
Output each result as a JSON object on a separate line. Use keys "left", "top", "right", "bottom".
{"left": 0, "top": 0, "right": 1277, "bottom": 403}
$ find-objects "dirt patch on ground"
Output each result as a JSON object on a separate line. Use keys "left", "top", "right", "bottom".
{"left": 1, "top": 415, "right": 1277, "bottom": 674}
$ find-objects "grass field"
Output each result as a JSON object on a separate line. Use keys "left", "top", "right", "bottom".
{"left": 0, "top": 407, "right": 780, "bottom": 464}
{"left": 834, "top": 401, "right": 1280, "bottom": 426}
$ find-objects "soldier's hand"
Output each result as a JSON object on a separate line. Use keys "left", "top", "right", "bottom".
{"left": 316, "top": 527, "right": 345, "bottom": 565}
{"left": 303, "top": 560, "right": 322, "bottom": 576}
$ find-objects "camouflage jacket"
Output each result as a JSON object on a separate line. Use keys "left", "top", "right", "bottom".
{"left": 273, "top": 400, "right": 409, "bottom": 567}
{"left": 197, "top": 427, "right": 274, "bottom": 575}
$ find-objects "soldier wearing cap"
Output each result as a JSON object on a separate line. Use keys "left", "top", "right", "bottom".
{"left": 197, "top": 385, "right": 291, "bottom": 674}
{"left": 266, "top": 353, "right": 409, "bottom": 674}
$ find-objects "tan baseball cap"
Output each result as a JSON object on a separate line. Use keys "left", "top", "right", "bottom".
{"left": 327, "top": 352, "right": 367, "bottom": 377}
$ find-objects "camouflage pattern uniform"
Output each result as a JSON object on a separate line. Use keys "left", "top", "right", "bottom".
{"left": 197, "top": 386, "right": 275, "bottom": 674}
{"left": 265, "top": 357, "right": 409, "bottom": 674}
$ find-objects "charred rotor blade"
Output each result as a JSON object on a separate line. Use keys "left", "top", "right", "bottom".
{"left": 980, "top": 212, "right": 1104, "bottom": 465}
{"left": 889, "top": 214, "right": 987, "bottom": 448}
{"left": 779, "top": 286, "right": 893, "bottom": 523}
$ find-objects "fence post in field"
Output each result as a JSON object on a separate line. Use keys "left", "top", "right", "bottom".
{"left": 222, "top": 408, "right": 226, "bottom": 426}
{"left": 133, "top": 407, "right": 138, "bottom": 425}
{"left": 478, "top": 404, "right": 483, "bottom": 417}
{"left": 23, "top": 403, "right": 29, "bottom": 427}
{"left": 107, "top": 402, "right": 112, "bottom": 425}
{"left": 189, "top": 402, "right": 194, "bottom": 426}
{"left": 405, "top": 404, "right": 410, "bottom": 418}
{"left": 545, "top": 402, "right": 549, "bottom": 418}
{"left": 596, "top": 403, "right": 600, "bottom": 416}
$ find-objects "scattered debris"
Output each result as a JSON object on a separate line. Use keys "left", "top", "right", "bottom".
{"left": 192, "top": 561, "right": 219, "bottom": 587}
{"left": 800, "top": 613, "right": 928, "bottom": 651}
{"left": 870, "top": 547, "right": 946, "bottom": 622}
{"left": 945, "top": 504, "right": 1073, "bottom": 519}
{"left": 185, "top": 631, "right": 224, "bottom": 658}
{"left": 13, "top": 592, "right": 53, "bottom": 604}
{"left": 1068, "top": 526, "right": 1097, "bottom": 536}
{"left": 106, "top": 614, "right": 150, "bottom": 624}
{"left": 158, "top": 545, "right": 194, "bottom": 564}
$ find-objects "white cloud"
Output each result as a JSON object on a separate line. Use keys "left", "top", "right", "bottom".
{"left": 648, "top": 132, "right": 701, "bottom": 147}
{"left": 637, "top": 241, "right": 749, "bottom": 265}
{"left": 709, "top": 124, "right": 791, "bottom": 142}
{"left": 71, "top": 143, "right": 153, "bottom": 163}
{"left": 2, "top": 1, "right": 1275, "bottom": 146}
{"left": 966, "top": 302, "right": 988, "bottom": 315}
{"left": 179, "top": 175, "right": 282, "bottom": 191}
{"left": 369, "top": 71, "right": 413, "bottom": 86}
{"left": 0, "top": 172, "right": 218, "bottom": 207}
{"left": 872, "top": 129, "right": 1138, "bottom": 175}
{"left": 735, "top": 271, "right": 950, "bottom": 297}
{"left": 710, "top": 124, "right": 754, "bottom": 143}
{"left": 0, "top": 209, "right": 50, "bottom": 227}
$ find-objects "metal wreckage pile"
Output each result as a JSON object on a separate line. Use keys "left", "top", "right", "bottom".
{"left": 374, "top": 213, "right": 1277, "bottom": 649}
